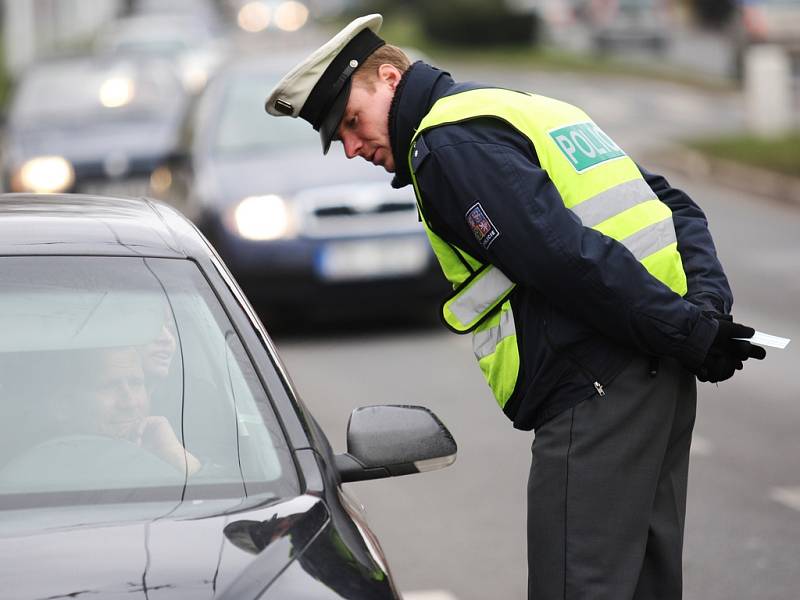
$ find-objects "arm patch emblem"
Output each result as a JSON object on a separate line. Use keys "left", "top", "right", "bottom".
{"left": 466, "top": 202, "right": 500, "bottom": 249}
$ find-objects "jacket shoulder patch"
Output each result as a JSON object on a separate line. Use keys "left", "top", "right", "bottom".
{"left": 410, "top": 135, "right": 431, "bottom": 172}
{"left": 466, "top": 202, "right": 500, "bottom": 249}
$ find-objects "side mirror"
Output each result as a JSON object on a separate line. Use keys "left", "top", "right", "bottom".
{"left": 334, "top": 405, "right": 457, "bottom": 483}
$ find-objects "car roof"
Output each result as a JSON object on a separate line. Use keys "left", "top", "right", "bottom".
{"left": 0, "top": 193, "right": 205, "bottom": 258}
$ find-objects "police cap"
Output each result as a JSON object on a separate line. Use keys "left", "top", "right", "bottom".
{"left": 264, "top": 14, "right": 385, "bottom": 154}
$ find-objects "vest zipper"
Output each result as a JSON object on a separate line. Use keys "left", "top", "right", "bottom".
{"left": 543, "top": 319, "right": 606, "bottom": 397}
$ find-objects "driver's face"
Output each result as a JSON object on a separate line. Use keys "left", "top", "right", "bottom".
{"left": 88, "top": 348, "right": 149, "bottom": 440}
{"left": 139, "top": 322, "right": 177, "bottom": 379}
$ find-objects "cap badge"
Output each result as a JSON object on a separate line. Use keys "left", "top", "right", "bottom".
{"left": 274, "top": 99, "right": 293, "bottom": 115}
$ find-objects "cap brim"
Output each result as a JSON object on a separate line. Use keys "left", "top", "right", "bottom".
{"left": 319, "top": 78, "right": 351, "bottom": 155}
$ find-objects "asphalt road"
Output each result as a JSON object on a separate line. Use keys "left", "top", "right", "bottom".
{"left": 272, "top": 67, "right": 800, "bottom": 600}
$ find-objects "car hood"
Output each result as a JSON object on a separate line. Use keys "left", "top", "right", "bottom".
{"left": 196, "top": 145, "right": 393, "bottom": 209}
{"left": 0, "top": 493, "right": 342, "bottom": 599}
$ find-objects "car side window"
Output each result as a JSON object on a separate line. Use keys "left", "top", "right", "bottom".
{"left": 0, "top": 256, "right": 298, "bottom": 504}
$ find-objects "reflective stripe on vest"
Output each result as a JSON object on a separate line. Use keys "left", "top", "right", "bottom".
{"left": 442, "top": 264, "right": 515, "bottom": 332}
{"left": 473, "top": 306, "right": 516, "bottom": 360}
{"left": 571, "top": 178, "right": 654, "bottom": 227}
{"left": 473, "top": 301, "right": 519, "bottom": 408}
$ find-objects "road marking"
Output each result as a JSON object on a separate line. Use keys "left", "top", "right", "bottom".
{"left": 769, "top": 486, "right": 800, "bottom": 512}
{"left": 690, "top": 435, "right": 713, "bottom": 456}
{"left": 404, "top": 591, "right": 459, "bottom": 600}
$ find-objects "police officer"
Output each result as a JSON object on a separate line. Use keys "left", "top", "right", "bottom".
{"left": 264, "top": 14, "right": 767, "bottom": 599}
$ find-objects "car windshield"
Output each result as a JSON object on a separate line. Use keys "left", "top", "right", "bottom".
{"left": 10, "top": 60, "right": 184, "bottom": 126}
{"left": 211, "top": 75, "right": 317, "bottom": 156}
{"left": 0, "top": 256, "right": 298, "bottom": 508}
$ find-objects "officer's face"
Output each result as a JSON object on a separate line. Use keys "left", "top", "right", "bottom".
{"left": 337, "top": 65, "right": 401, "bottom": 172}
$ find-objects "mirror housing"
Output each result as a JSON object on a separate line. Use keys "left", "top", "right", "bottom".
{"left": 334, "top": 405, "right": 457, "bottom": 483}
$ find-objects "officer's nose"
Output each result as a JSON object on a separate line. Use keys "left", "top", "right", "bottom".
{"left": 341, "top": 131, "right": 361, "bottom": 160}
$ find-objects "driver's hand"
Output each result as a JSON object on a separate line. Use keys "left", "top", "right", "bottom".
{"left": 140, "top": 416, "right": 202, "bottom": 475}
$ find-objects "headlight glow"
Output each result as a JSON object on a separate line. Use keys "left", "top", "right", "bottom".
{"left": 182, "top": 65, "right": 209, "bottom": 93}
{"left": 15, "top": 156, "right": 75, "bottom": 193}
{"left": 99, "top": 76, "right": 135, "bottom": 108}
{"left": 238, "top": 1, "right": 271, "bottom": 33}
{"left": 231, "top": 195, "right": 295, "bottom": 241}
{"left": 149, "top": 166, "right": 173, "bottom": 195}
{"left": 274, "top": 1, "right": 309, "bottom": 32}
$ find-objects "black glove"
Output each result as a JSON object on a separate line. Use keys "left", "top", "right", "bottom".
{"left": 696, "top": 317, "right": 767, "bottom": 383}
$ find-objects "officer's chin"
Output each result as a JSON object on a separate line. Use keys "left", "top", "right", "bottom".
{"left": 365, "top": 157, "right": 394, "bottom": 173}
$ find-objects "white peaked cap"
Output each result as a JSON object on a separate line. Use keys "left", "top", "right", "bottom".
{"left": 264, "top": 14, "right": 384, "bottom": 153}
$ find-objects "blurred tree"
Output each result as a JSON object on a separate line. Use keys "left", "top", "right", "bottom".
{"left": 347, "top": 0, "right": 416, "bottom": 18}
{"left": 691, "top": 0, "right": 736, "bottom": 28}
{"left": 415, "top": 0, "right": 540, "bottom": 47}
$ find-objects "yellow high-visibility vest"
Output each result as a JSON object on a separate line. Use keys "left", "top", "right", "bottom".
{"left": 408, "top": 88, "right": 687, "bottom": 409}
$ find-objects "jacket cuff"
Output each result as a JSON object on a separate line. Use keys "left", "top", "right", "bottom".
{"left": 680, "top": 312, "right": 719, "bottom": 370}
{"left": 686, "top": 291, "right": 728, "bottom": 317}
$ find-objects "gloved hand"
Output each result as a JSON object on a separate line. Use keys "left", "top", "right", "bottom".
{"left": 696, "top": 317, "right": 767, "bottom": 383}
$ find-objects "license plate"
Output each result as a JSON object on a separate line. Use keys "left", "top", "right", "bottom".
{"left": 317, "top": 237, "right": 430, "bottom": 281}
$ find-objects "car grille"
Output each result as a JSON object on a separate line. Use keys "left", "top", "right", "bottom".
{"left": 294, "top": 182, "right": 420, "bottom": 239}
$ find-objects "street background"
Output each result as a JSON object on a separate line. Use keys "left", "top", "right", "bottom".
{"left": 1, "top": 1, "right": 798, "bottom": 599}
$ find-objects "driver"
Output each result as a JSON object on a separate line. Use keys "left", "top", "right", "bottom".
{"left": 72, "top": 346, "right": 201, "bottom": 475}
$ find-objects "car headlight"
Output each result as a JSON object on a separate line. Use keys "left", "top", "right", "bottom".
{"left": 99, "top": 76, "right": 135, "bottom": 108}
{"left": 237, "top": 1, "right": 271, "bottom": 32}
{"left": 149, "top": 166, "right": 173, "bottom": 195}
{"left": 228, "top": 195, "right": 296, "bottom": 241}
{"left": 274, "top": 1, "right": 309, "bottom": 32}
{"left": 13, "top": 156, "right": 75, "bottom": 193}
{"left": 181, "top": 65, "right": 209, "bottom": 94}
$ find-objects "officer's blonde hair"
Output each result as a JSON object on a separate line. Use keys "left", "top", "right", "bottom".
{"left": 352, "top": 44, "right": 410, "bottom": 90}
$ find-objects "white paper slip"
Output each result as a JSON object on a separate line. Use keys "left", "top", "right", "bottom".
{"left": 736, "top": 331, "right": 791, "bottom": 349}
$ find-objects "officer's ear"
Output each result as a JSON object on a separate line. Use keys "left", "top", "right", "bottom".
{"left": 377, "top": 64, "right": 402, "bottom": 91}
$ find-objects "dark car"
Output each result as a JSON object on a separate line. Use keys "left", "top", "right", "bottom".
{"left": 0, "top": 55, "right": 187, "bottom": 198}
{"left": 0, "top": 193, "right": 456, "bottom": 599}
{"left": 93, "top": 13, "right": 230, "bottom": 95}
{"left": 155, "top": 57, "right": 447, "bottom": 321}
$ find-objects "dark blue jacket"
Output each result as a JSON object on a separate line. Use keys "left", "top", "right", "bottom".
{"left": 389, "top": 62, "right": 732, "bottom": 430}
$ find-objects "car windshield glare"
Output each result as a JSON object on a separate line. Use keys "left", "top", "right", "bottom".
{"left": 0, "top": 256, "right": 297, "bottom": 506}
{"left": 211, "top": 76, "right": 317, "bottom": 156}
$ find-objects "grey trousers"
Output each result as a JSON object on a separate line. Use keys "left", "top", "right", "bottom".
{"left": 527, "top": 356, "right": 697, "bottom": 600}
